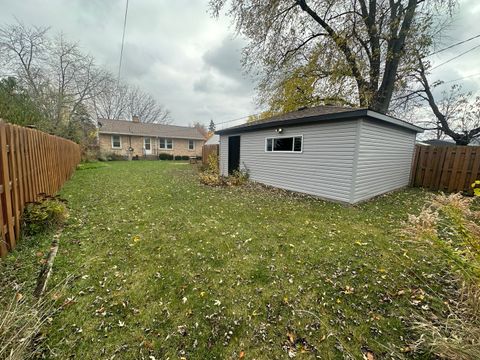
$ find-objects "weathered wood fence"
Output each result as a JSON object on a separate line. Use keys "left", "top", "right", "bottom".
{"left": 410, "top": 145, "right": 480, "bottom": 193}
{"left": 0, "top": 121, "right": 81, "bottom": 257}
{"left": 202, "top": 144, "right": 219, "bottom": 165}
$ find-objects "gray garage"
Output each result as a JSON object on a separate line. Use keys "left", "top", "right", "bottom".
{"left": 216, "top": 106, "right": 423, "bottom": 204}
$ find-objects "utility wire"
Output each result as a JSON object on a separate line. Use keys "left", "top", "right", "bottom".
{"left": 117, "top": 0, "right": 129, "bottom": 84}
{"left": 216, "top": 36, "right": 480, "bottom": 129}
{"left": 439, "top": 72, "right": 480, "bottom": 85}
{"left": 427, "top": 33, "right": 480, "bottom": 57}
{"left": 430, "top": 43, "right": 480, "bottom": 70}
{"left": 215, "top": 114, "right": 256, "bottom": 125}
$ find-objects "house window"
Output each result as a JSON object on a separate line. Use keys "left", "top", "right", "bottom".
{"left": 159, "top": 138, "right": 173, "bottom": 149}
{"left": 144, "top": 137, "right": 151, "bottom": 150}
{"left": 111, "top": 135, "right": 121, "bottom": 149}
{"left": 188, "top": 139, "right": 195, "bottom": 150}
{"left": 265, "top": 136, "right": 303, "bottom": 153}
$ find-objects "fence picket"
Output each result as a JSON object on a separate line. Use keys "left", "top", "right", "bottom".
{"left": 412, "top": 145, "right": 480, "bottom": 194}
{"left": 0, "top": 121, "right": 80, "bottom": 257}
{"left": 202, "top": 144, "right": 219, "bottom": 166}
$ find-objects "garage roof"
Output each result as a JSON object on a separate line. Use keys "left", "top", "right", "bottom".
{"left": 216, "top": 106, "right": 424, "bottom": 135}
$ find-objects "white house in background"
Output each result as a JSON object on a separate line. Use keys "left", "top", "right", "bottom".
{"left": 216, "top": 106, "right": 424, "bottom": 204}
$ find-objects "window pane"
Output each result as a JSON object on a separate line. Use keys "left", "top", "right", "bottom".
{"left": 159, "top": 138, "right": 165, "bottom": 148}
{"left": 144, "top": 138, "right": 151, "bottom": 150}
{"left": 112, "top": 135, "right": 120, "bottom": 148}
{"left": 294, "top": 137, "right": 302, "bottom": 152}
{"left": 189, "top": 140, "right": 194, "bottom": 150}
{"left": 266, "top": 138, "right": 273, "bottom": 151}
{"left": 167, "top": 139, "right": 173, "bottom": 149}
{"left": 273, "top": 137, "right": 293, "bottom": 151}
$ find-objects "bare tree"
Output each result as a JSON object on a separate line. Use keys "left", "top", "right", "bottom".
{"left": 210, "top": 0, "right": 456, "bottom": 113}
{"left": 92, "top": 75, "right": 172, "bottom": 124}
{"left": 0, "top": 23, "right": 108, "bottom": 130}
{"left": 0, "top": 21, "right": 48, "bottom": 100}
{"left": 400, "top": 58, "right": 480, "bottom": 145}
{"left": 46, "top": 34, "right": 108, "bottom": 128}
{"left": 91, "top": 73, "right": 129, "bottom": 121}
{"left": 126, "top": 86, "right": 172, "bottom": 124}
{"left": 0, "top": 20, "right": 173, "bottom": 137}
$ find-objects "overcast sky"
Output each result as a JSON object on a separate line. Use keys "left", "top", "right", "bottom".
{"left": 0, "top": 0, "right": 478, "bottom": 128}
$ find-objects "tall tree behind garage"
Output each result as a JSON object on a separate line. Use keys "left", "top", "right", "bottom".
{"left": 209, "top": 0, "right": 456, "bottom": 113}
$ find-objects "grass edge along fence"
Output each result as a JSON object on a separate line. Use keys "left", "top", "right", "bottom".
{"left": 410, "top": 145, "right": 480, "bottom": 194}
{"left": 0, "top": 121, "right": 81, "bottom": 257}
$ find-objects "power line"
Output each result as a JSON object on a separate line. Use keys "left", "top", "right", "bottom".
{"left": 427, "top": 33, "right": 480, "bottom": 57}
{"left": 117, "top": 0, "right": 129, "bottom": 83}
{"left": 439, "top": 72, "right": 480, "bottom": 86}
{"left": 215, "top": 114, "right": 256, "bottom": 125}
{"left": 430, "top": 43, "right": 480, "bottom": 70}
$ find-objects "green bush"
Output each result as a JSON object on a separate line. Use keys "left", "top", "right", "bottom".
{"left": 105, "top": 153, "right": 125, "bottom": 161}
{"left": 23, "top": 198, "right": 68, "bottom": 236}
{"left": 159, "top": 153, "right": 174, "bottom": 160}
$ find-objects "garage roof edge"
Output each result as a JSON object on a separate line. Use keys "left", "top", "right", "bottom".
{"left": 216, "top": 108, "right": 424, "bottom": 135}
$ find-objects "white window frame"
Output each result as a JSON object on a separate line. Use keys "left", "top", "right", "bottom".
{"left": 144, "top": 137, "right": 151, "bottom": 150}
{"left": 188, "top": 139, "right": 195, "bottom": 151}
{"left": 159, "top": 138, "right": 173, "bottom": 150}
{"left": 111, "top": 135, "right": 122, "bottom": 149}
{"left": 265, "top": 135, "right": 303, "bottom": 153}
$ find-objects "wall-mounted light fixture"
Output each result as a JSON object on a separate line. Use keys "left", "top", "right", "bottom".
{"left": 275, "top": 128, "right": 284, "bottom": 134}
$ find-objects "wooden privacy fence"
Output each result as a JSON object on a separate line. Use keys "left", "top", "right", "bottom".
{"left": 202, "top": 144, "right": 219, "bottom": 165}
{"left": 410, "top": 145, "right": 480, "bottom": 193}
{"left": 0, "top": 121, "right": 81, "bottom": 257}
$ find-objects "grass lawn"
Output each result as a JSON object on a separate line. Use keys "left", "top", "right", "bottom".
{"left": 1, "top": 161, "right": 456, "bottom": 359}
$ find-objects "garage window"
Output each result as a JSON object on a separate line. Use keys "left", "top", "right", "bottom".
{"left": 265, "top": 136, "right": 302, "bottom": 153}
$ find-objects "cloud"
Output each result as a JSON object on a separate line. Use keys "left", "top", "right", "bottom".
{"left": 0, "top": 0, "right": 257, "bottom": 126}
{"left": 203, "top": 37, "right": 244, "bottom": 80}
{"left": 428, "top": 0, "right": 480, "bottom": 96}
{"left": 0, "top": 0, "right": 478, "bottom": 128}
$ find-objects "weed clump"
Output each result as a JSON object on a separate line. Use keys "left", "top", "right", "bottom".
{"left": 403, "top": 193, "right": 480, "bottom": 359}
{"left": 198, "top": 152, "right": 249, "bottom": 186}
{"left": 23, "top": 197, "right": 68, "bottom": 236}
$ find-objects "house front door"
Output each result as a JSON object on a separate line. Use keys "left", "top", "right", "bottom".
{"left": 144, "top": 137, "right": 152, "bottom": 155}
{"left": 228, "top": 136, "right": 240, "bottom": 174}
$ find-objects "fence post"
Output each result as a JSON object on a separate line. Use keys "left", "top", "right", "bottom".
{"left": 0, "top": 123, "right": 16, "bottom": 250}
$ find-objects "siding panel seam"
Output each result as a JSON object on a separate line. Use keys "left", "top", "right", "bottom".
{"left": 349, "top": 119, "right": 362, "bottom": 203}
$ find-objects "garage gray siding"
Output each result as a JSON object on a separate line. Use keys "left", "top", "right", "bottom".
{"left": 236, "top": 121, "right": 358, "bottom": 203}
{"left": 352, "top": 119, "right": 416, "bottom": 203}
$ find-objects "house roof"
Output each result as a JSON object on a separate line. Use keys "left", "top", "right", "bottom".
{"left": 98, "top": 118, "right": 206, "bottom": 140}
{"left": 216, "top": 106, "right": 424, "bottom": 135}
